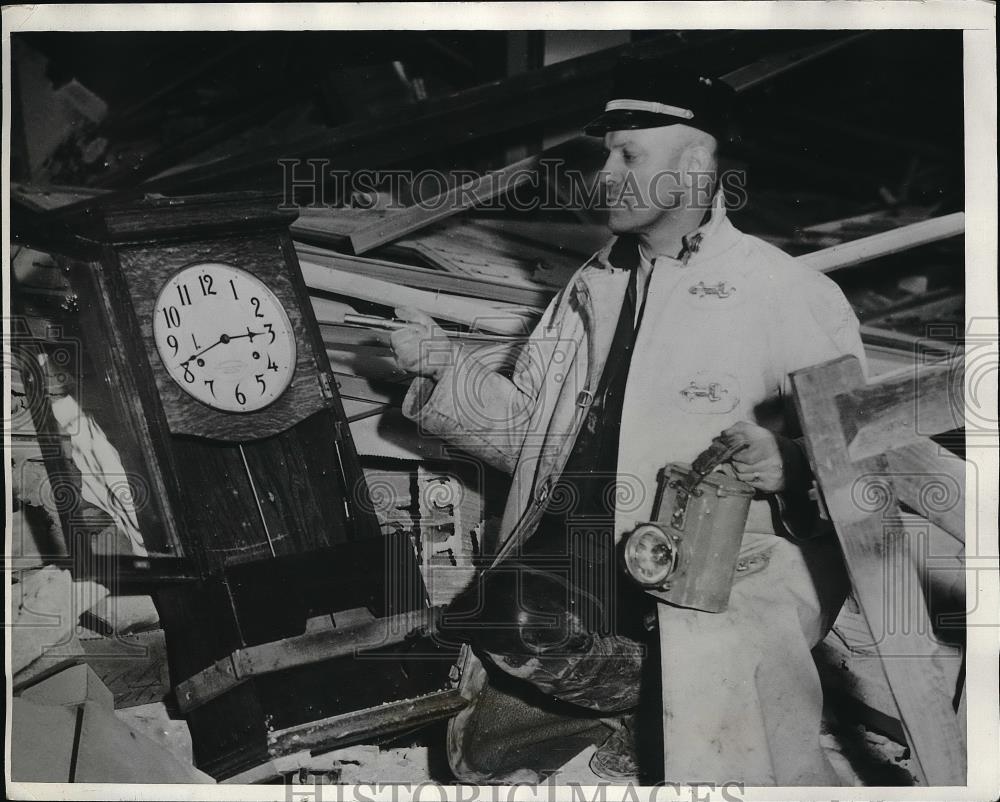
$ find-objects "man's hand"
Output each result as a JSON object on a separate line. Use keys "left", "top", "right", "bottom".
{"left": 719, "top": 421, "right": 789, "bottom": 493}
{"left": 388, "top": 307, "right": 454, "bottom": 380}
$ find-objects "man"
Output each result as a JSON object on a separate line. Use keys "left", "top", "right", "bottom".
{"left": 390, "top": 57, "right": 866, "bottom": 785}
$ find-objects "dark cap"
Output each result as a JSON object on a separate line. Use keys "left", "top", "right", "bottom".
{"left": 585, "top": 56, "right": 737, "bottom": 141}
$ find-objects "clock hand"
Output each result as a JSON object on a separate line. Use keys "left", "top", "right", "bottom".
{"left": 180, "top": 335, "right": 226, "bottom": 366}
{"left": 179, "top": 330, "right": 265, "bottom": 366}
{"left": 226, "top": 328, "right": 265, "bottom": 343}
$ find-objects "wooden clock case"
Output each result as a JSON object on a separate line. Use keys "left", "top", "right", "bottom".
{"left": 12, "top": 191, "right": 464, "bottom": 779}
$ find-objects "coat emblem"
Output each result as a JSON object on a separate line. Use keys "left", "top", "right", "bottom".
{"left": 674, "top": 372, "right": 740, "bottom": 414}
{"left": 689, "top": 281, "right": 735, "bottom": 299}
{"left": 680, "top": 380, "right": 728, "bottom": 402}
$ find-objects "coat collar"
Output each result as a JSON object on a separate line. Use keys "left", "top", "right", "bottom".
{"left": 589, "top": 190, "right": 741, "bottom": 272}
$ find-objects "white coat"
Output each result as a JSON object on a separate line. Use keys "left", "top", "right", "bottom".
{"left": 404, "top": 194, "right": 865, "bottom": 554}
{"left": 403, "top": 195, "right": 867, "bottom": 784}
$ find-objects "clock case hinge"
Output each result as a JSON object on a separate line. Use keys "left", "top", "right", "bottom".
{"left": 317, "top": 367, "right": 336, "bottom": 403}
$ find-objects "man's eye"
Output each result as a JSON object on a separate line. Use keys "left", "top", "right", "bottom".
{"left": 623, "top": 152, "right": 638, "bottom": 163}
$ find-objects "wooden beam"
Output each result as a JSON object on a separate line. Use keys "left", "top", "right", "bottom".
{"left": 837, "top": 360, "right": 963, "bottom": 463}
{"left": 722, "top": 32, "right": 870, "bottom": 91}
{"left": 266, "top": 688, "right": 467, "bottom": 757}
{"left": 175, "top": 608, "right": 439, "bottom": 713}
{"left": 138, "top": 32, "right": 733, "bottom": 195}
{"left": 348, "top": 153, "right": 540, "bottom": 255}
{"left": 886, "top": 440, "right": 965, "bottom": 545}
{"left": 860, "top": 325, "right": 958, "bottom": 360}
{"left": 813, "top": 635, "right": 907, "bottom": 744}
{"left": 791, "top": 355, "right": 966, "bottom": 785}
{"left": 472, "top": 218, "right": 610, "bottom": 259}
{"left": 863, "top": 292, "right": 963, "bottom": 330}
{"left": 795, "top": 212, "right": 965, "bottom": 274}
{"left": 301, "top": 260, "right": 534, "bottom": 335}
{"left": 296, "top": 245, "right": 553, "bottom": 307}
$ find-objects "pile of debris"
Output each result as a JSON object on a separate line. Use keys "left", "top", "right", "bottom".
{"left": 7, "top": 27, "right": 966, "bottom": 786}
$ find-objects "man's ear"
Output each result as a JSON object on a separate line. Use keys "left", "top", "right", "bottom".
{"left": 680, "top": 142, "right": 715, "bottom": 195}
{"left": 685, "top": 143, "right": 715, "bottom": 175}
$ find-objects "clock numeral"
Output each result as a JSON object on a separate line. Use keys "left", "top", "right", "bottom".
{"left": 229, "top": 279, "right": 239, "bottom": 300}
{"left": 255, "top": 374, "right": 267, "bottom": 395}
{"left": 250, "top": 297, "right": 265, "bottom": 319}
{"left": 177, "top": 284, "right": 192, "bottom": 306}
{"left": 183, "top": 365, "right": 195, "bottom": 384}
{"left": 267, "top": 355, "right": 280, "bottom": 372}
{"left": 199, "top": 274, "right": 217, "bottom": 296}
{"left": 235, "top": 385, "right": 247, "bottom": 406}
{"left": 162, "top": 306, "right": 181, "bottom": 329}
{"left": 264, "top": 323, "right": 276, "bottom": 343}
{"left": 203, "top": 379, "right": 215, "bottom": 398}
{"left": 166, "top": 334, "right": 179, "bottom": 356}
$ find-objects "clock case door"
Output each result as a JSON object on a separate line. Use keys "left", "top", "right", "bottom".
{"left": 62, "top": 191, "right": 383, "bottom": 571}
{"left": 28, "top": 192, "right": 460, "bottom": 778}
{"left": 11, "top": 198, "right": 197, "bottom": 584}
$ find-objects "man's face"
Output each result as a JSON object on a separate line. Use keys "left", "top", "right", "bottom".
{"left": 600, "top": 125, "right": 705, "bottom": 235}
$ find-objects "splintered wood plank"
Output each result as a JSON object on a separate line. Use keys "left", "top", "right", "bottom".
{"left": 836, "top": 359, "right": 963, "bottom": 462}
{"left": 79, "top": 629, "right": 171, "bottom": 708}
{"left": 266, "top": 690, "right": 468, "bottom": 757}
{"left": 397, "top": 219, "right": 581, "bottom": 288}
{"left": 291, "top": 207, "right": 390, "bottom": 247}
{"left": 300, "top": 259, "right": 535, "bottom": 335}
{"left": 791, "top": 355, "right": 966, "bottom": 786}
{"left": 473, "top": 218, "right": 610, "bottom": 259}
{"left": 814, "top": 626, "right": 906, "bottom": 743}
{"left": 349, "top": 154, "right": 540, "bottom": 255}
{"left": 722, "top": 32, "right": 871, "bottom": 91}
{"left": 885, "top": 439, "right": 965, "bottom": 545}
{"left": 296, "top": 243, "right": 552, "bottom": 307}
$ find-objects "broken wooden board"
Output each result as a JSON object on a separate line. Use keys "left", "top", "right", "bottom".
{"left": 473, "top": 218, "right": 610, "bottom": 259}
{"left": 721, "top": 32, "right": 871, "bottom": 91}
{"left": 791, "top": 355, "right": 966, "bottom": 786}
{"left": 79, "top": 629, "right": 172, "bottom": 708}
{"left": 174, "top": 608, "right": 441, "bottom": 714}
{"left": 395, "top": 218, "right": 580, "bottom": 291}
{"left": 304, "top": 261, "right": 539, "bottom": 335}
{"left": 292, "top": 205, "right": 392, "bottom": 248}
{"left": 11, "top": 696, "right": 213, "bottom": 783}
{"left": 346, "top": 135, "right": 609, "bottom": 254}
{"left": 266, "top": 689, "right": 467, "bottom": 757}
{"left": 296, "top": 241, "right": 554, "bottom": 307}
{"left": 348, "top": 153, "right": 541, "bottom": 254}
{"left": 816, "top": 556, "right": 964, "bottom": 747}
{"left": 12, "top": 663, "right": 213, "bottom": 783}
{"left": 138, "top": 32, "right": 733, "bottom": 194}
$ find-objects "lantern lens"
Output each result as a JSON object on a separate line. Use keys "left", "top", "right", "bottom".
{"left": 623, "top": 524, "right": 678, "bottom": 588}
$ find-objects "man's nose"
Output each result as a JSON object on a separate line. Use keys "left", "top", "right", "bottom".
{"left": 600, "top": 163, "right": 620, "bottom": 192}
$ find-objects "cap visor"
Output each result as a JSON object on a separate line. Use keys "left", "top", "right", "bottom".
{"left": 583, "top": 108, "right": 689, "bottom": 136}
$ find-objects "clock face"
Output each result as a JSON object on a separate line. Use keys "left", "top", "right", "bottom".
{"left": 152, "top": 263, "right": 296, "bottom": 412}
